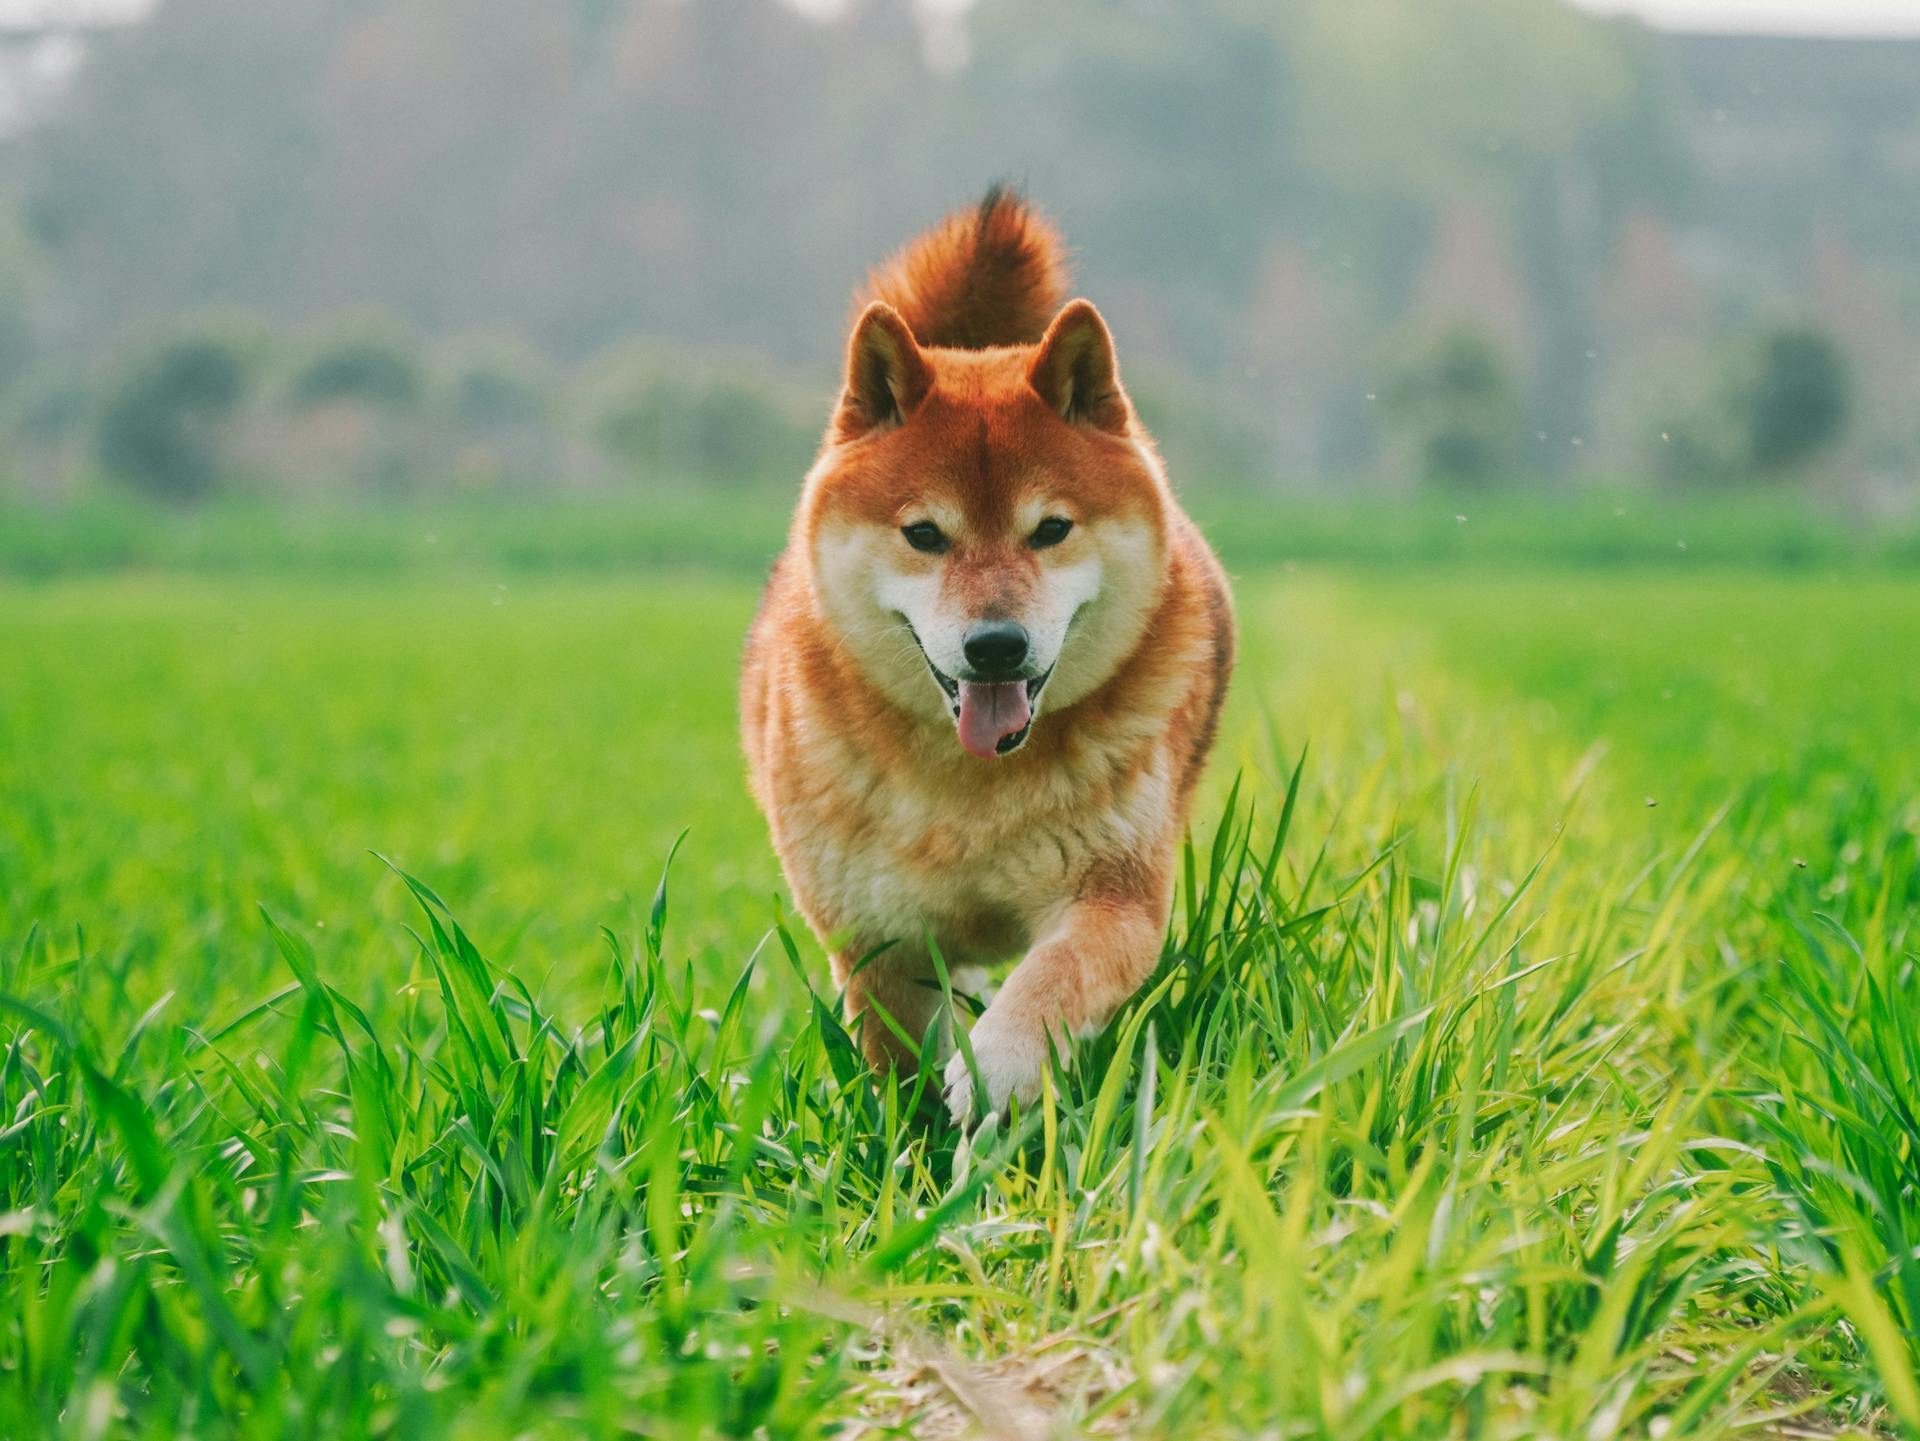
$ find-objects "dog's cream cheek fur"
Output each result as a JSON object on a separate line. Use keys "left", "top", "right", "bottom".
{"left": 1042, "top": 515, "right": 1160, "bottom": 711}
{"left": 811, "top": 520, "right": 950, "bottom": 724}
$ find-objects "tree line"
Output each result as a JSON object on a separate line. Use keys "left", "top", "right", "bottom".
{"left": 0, "top": 0, "right": 1893, "bottom": 500}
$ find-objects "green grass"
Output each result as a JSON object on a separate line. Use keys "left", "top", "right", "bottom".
{"left": 6, "top": 485, "right": 1920, "bottom": 579}
{"left": 3, "top": 567, "right": 1918, "bottom": 1437}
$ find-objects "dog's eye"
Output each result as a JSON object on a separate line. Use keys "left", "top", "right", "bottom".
{"left": 901, "top": 521, "right": 947, "bottom": 554}
{"left": 1030, "top": 517, "right": 1073, "bottom": 548}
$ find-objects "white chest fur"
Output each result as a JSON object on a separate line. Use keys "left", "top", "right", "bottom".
{"left": 772, "top": 727, "right": 1173, "bottom": 965}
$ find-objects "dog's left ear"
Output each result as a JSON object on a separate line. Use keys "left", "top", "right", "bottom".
{"left": 1028, "top": 300, "right": 1128, "bottom": 434}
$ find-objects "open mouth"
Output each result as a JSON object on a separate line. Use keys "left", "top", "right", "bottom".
{"left": 905, "top": 628, "right": 1053, "bottom": 758}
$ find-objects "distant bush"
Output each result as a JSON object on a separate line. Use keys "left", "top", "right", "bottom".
{"left": 582, "top": 346, "right": 818, "bottom": 487}
{"left": 437, "top": 335, "right": 556, "bottom": 491}
{"left": 97, "top": 319, "right": 261, "bottom": 502}
{"left": 1381, "top": 324, "right": 1520, "bottom": 487}
{"left": 287, "top": 314, "right": 425, "bottom": 413}
{"left": 1614, "top": 344, "right": 1746, "bottom": 483}
{"left": 1744, "top": 326, "right": 1849, "bottom": 474}
{"left": 27, "top": 313, "right": 838, "bottom": 499}
{"left": 1621, "top": 324, "right": 1851, "bottom": 485}
{"left": 441, "top": 336, "right": 550, "bottom": 431}
{"left": 270, "top": 314, "right": 437, "bottom": 494}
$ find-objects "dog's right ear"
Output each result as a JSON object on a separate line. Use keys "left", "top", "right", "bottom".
{"left": 834, "top": 302, "right": 931, "bottom": 440}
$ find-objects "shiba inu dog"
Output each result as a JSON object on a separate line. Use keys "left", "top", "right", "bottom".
{"left": 742, "top": 189, "right": 1234, "bottom": 1122}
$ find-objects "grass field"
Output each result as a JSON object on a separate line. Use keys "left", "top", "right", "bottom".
{"left": 6, "top": 487, "right": 1920, "bottom": 580}
{"left": 4, "top": 560, "right": 1919, "bottom": 1437}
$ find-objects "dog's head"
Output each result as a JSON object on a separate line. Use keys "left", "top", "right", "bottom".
{"left": 804, "top": 300, "right": 1169, "bottom": 759}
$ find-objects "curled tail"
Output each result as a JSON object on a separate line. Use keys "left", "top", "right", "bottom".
{"left": 856, "top": 186, "right": 1069, "bottom": 350}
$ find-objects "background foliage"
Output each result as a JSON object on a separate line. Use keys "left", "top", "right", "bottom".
{"left": 0, "top": 0, "right": 1915, "bottom": 507}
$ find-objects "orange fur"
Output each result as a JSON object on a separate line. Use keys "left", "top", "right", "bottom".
{"left": 855, "top": 185, "right": 1069, "bottom": 350}
{"left": 744, "top": 190, "right": 1234, "bottom": 1120}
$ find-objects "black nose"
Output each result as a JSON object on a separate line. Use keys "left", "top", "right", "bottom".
{"left": 963, "top": 620, "right": 1029, "bottom": 677}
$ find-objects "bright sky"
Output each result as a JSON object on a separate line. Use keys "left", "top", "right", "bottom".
{"left": 0, "top": 0, "right": 1916, "bottom": 38}
{"left": 1569, "top": 0, "right": 1920, "bottom": 33}
{"left": 0, "top": 0, "right": 151, "bottom": 25}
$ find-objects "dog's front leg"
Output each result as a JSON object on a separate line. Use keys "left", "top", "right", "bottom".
{"left": 943, "top": 892, "right": 1164, "bottom": 1123}
{"left": 833, "top": 945, "right": 945, "bottom": 1078}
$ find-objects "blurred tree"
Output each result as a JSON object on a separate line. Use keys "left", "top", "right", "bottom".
{"left": 97, "top": 320, "right": 259, "bottom": 502}
{"left": 273, "top": 313, "right": 434, "bottom": 494}
{"left": 1626, "top": 345, "right": 1749, "bottom": 485}
{"left": 1382, "top": 324, "right": 1521, "bottom": 487}
{"left": 1288, "top": 0, "right": 1633, "bottom": 194}
{"left": 1620, "top": 324, "right": 1851, "bottom": 484}
{"left": 1285, "top": 0, "right": 1684, "bottom": 469}
{"left": 0, "top": 0, "right": 1822, "bottom": 496}
{"left": 955, "top": 0, "right": 1298, "bottom": 366}
{"left": 438, "top": 334, "right": 556, "bottom": 491}
{"left": 25, "top": 0, "right": 342, "bottom": 348}
{"left": 1745, "top": 325, "right": 1849, "bottom": 474}
{"left": 442, "top": 336, "right": 550, "bottom": 432}
{"left": 288, "top": 313, "right": 426, "bottom": 412}
{"left": 582, "top": 345, "right": 817, "bottom": 487}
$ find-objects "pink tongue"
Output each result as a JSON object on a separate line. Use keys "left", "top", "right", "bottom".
{"left": 956, "top": 680, "right": 1031, "bottom": 759}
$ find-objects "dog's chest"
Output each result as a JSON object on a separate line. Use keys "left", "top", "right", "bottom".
{"left": 775, "top": 739, "right": 1169, "bottom": 961}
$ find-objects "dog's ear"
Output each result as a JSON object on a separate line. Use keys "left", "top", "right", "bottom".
{"left": 1028, "top": 300, "right": 1127, "bottom": 434}
{"left": 835, "top": 302, "right": 932, "bottom": 439}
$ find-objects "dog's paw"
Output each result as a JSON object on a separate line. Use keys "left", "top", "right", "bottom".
{"left": 943, "top": 1003, "right": 1051, "bottom": 1126}
{"left": 942, "top": 1050, "right": 979, "bottom": 1127}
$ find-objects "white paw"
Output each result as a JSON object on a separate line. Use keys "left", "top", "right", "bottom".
{"left": 942, "top": 1050, "right": 977, "bottom": 1126}
{"left": 943, "top": 1002, "right": 1052, "bottom": 1126}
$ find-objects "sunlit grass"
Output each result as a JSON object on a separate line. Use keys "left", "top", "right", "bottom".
{"left": 2, "top": 569, "right": 1917, "bottom": 1436}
